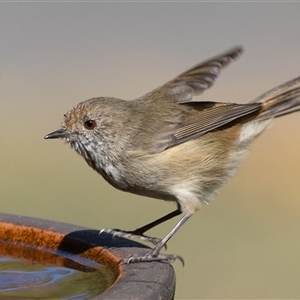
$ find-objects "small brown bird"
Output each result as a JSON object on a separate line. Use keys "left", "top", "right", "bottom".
{"left": 45, "top": 46, "right": 300, "bottom": 264}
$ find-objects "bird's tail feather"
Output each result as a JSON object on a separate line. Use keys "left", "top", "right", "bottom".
{"left": 252, "top": 76, "right": 300, "bottom": 120}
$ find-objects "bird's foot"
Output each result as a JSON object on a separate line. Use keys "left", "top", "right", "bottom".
{"left": 100, "top": 228, "right": 162, "bottom": 246}
{"left": 122, "top": 251, "right": 185, "bottom": 266}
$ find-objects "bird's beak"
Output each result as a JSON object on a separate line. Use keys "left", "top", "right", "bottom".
{"left": 44, "top": 129, "right": 68, "bottom": 139}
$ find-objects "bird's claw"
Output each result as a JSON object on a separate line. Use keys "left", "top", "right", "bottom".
{"left": 122, "top": 252, "right": 185, "bottom": 266}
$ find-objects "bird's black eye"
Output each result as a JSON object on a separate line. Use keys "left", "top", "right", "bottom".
{"left": 84, "top": 120, "right": 97, "bottom": 130}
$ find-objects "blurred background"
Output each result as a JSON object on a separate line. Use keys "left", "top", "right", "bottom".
{"left": 1, "top": 2, "right": 300, "bottom": 299}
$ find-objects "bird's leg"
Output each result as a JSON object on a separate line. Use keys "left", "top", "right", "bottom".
{"left": 123, "top": 213, "right": 192, "bottom": 265}
{"left": 100, "top": 208, "right": 181, "bottom": 246}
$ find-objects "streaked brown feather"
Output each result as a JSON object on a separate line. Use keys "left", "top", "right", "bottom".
{"left": 170, "top": 102, "right": 261, "bottom": 147}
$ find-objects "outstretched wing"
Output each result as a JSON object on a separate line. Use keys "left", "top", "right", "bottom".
{"left": 143, "top": 46, "right": 244, "bottom": 103}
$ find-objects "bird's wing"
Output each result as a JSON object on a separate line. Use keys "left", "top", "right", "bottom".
{"left": 142, "top": 46, "right": 244, "bottom": 103}
{"left": 130, "top": 100, "right": 262, "bottom": 154}
{"left": 132, "top": 46, "right": 262, "bottom": 153}
{"left": 169, "top": 102, "right": 261, "bottom": 147}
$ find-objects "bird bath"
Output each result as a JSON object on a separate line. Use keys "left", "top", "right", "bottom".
{"left": 0, "top": 213, "right": 176, "bottom": 299}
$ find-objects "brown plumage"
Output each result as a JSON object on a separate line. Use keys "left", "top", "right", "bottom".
{"left": 45, "top": 46, "right": 300, "bottom": 264}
